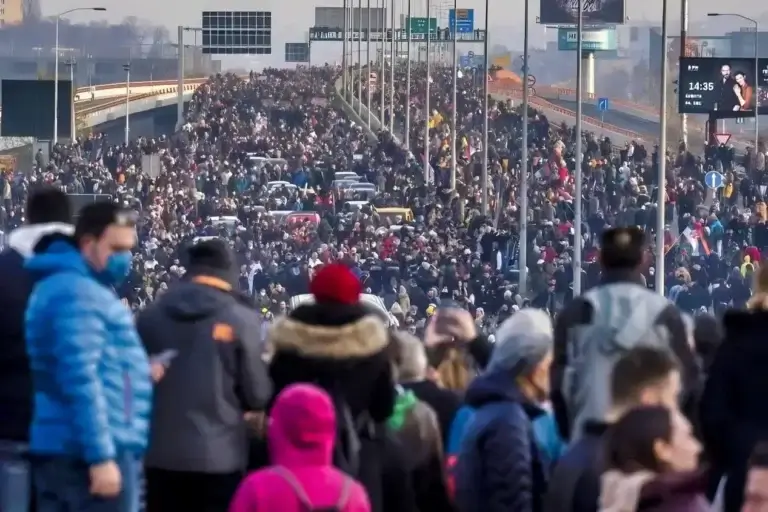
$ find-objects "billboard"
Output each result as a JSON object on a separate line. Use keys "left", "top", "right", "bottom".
{"left": 557, "top": 28, "right": 617, "bottom": 51}
{"left": 539, "top": 0, "right": 625, "bottom": 25}
{"left": 678, "top": 58, "right": 768, "bottom": 116}
{"left": 314, "top": 7, "right": 386, "bottom": 31}
{"left": 1, "top": 79, "right": 72, "bottom": 140}
{"left": 201, "top": 11, "right": 272, "bottom": 55}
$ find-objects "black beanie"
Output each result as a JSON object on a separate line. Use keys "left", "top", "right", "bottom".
{"left": 600, "top": 227, "right": 645, "bottom": 270}
{"left": 186, "top": 239, "right": 238, "bottom": 287}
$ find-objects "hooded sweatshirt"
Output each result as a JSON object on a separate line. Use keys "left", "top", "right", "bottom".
{"left": 229, "top": 383, "right": 371, "bottom": 512}
{"left": 0, "top": 223, "right": 73, "bottom": 441}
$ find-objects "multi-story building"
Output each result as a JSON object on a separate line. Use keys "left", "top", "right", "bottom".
{"left": 0, "top": 0, "right": 24, "bottom": 27}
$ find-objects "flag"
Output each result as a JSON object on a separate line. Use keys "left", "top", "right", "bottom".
{"left": 682, "top": 226, "right": 711, "bottom": 256}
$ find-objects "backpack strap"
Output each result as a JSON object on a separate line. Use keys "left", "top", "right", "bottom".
{"left": 271, "top": 466, "right": 314, "bottom": 511}
{"left": 336, "top": 476, "right": 353, "bottom": 510}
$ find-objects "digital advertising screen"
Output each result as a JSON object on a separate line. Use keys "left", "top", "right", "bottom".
{"left": 678, "top": 57, "right": 768, "bottom": 116}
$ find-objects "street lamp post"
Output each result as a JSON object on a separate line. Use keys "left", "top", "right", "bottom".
{"left": 708, "top": 13, "right": 759, "bottom": 152}
{"left": 53, "top": 7, "right": 106, "bottom": 144}
{"left": 123, "top": 62, "right": 131, "bottom": 146}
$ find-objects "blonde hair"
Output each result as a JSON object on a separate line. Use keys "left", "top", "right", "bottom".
{"left": 747, "top": 264, "right": 768, "bottom": 310}
{"left": 436, "top": 348, "right": 472, "bottom": 392}
{"left": 391, "top": 331, "right": 428, "bottom": 382}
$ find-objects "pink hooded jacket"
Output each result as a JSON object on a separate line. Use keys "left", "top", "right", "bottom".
{"left": 229, "top": 383, "right": 371, "bottom": 512}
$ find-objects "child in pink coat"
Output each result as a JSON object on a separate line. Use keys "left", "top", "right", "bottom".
{"left": 229, "top": 383, "right": 371, "bottom": 512}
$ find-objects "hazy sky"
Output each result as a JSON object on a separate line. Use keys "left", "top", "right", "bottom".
{"left": 40, "top": 0, "right": 767, "bottom": 67}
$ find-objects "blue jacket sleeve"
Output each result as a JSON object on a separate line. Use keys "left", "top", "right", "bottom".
{"left": 50, "top": 284, "right": 116, "bottom": 464}
{"left": 480, "top": 414, "right": 533, "bottom": 512}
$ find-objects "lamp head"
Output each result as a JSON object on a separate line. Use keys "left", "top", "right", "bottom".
{"left": 707, "top": 13, "right": 720, "bottom": 17}
{"left": 92, "top": 7, "right": 107, "bottom": 11}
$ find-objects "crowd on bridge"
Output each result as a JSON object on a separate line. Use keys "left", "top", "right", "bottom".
{"left": 0, "top": 61, "right": 767, "bottom": 512}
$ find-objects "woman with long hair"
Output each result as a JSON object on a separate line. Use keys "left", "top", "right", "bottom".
{"left": 733, "top": 72, "right": 754, "bottom": 111}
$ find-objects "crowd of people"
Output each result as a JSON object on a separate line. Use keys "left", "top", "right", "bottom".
{"left": 0, "top": 61, "right": 766, "bottom": 512}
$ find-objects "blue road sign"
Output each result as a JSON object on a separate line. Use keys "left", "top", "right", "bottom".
{"left": 460, "top": 53, "right": 483, "bottom": 68}
{"left": 598, "top": 97, "right": 609, "bottom": 111}
{"left": 705, "top": 170, "right": 725, "bottom": 190}
{"left": 449, "top": 9, "right": 474, "bottom": 33}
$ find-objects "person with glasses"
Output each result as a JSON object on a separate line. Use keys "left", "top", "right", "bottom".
{"left": 24, "top": 201, "right": 153, "bottom": 512}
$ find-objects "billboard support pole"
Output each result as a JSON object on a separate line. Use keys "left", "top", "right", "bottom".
{"left": 519, "top": 0, "right": 530, "bottom": 296}
{"left": 424, "top": 0, "right": 431, "bottom": 182}
{"left": 405, "top": 0, "right": 411, "bottom": 150}
{"left": 573, "top": 0, "right": 583, "bottom": 296}
{"left": 680, "top": 0, "right": 688, "bottom": 148}
{"left": 450, "top": 0, "right": 457, "bottom": 190}
{"left": 481, "top": 0, "right": 489, "bottom": 214}
{"left": 656, "top": 0, "right": 669, "bottom": 294}
{"left": 367, "top": 0, "right": 372, "bottom": 129}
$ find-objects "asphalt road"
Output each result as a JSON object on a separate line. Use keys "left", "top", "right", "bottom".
{"left": 548, "top": 99, "right": 660, "bottom": 139}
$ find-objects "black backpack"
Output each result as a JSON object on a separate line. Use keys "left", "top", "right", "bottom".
{"left": 272, "top": 465, "right": 352, "bottom": 512}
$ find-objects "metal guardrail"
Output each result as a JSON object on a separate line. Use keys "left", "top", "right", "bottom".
{"left": 76, "top": 83, "right": 203, "bottom": 118}
{"left": 74, "top": 77, "right": 208, "bottom": 97}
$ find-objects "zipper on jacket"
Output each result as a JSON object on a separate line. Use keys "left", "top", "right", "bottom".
{"left": 123, "top": 369, "right": 133, "bottom": 424}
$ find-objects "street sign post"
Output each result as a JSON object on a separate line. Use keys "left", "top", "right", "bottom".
{"left": 705, "top": 170, "right": 725, "bottom": 189}
{"left": 448, "top": 8, "right": 474, "bottom": 33}
{"left": 598, "top": 97, "right": 609, "bottom": 124}
{"left": 715, "top": 133, "right": 731, "bottom": 145}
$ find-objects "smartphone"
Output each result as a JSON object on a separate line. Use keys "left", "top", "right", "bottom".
{"left": 150, "top": 349, "right": 178, "bottom": 366}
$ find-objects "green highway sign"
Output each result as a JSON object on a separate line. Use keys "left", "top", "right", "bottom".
{"left": 309, "top": 27, "right": 485, "bottom": 43}
{"left": 407, "top": 17, "right": 437, "bottom": 35}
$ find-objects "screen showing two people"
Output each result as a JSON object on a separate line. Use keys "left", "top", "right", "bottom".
{"left": 679, "top": 57, "right": 768, "bottom": 116}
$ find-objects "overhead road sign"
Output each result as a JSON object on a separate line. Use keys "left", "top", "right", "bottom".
{"left": 285, "top": 42, "right": 310, "bottom": 63}
{"left": 407, "top": 17, "right": 437, "bottom": 35}
{"left": 557, "top": 28, "right": 618, "bottom": 51}
{"left": 448, "top": 9, "right": 474, "bottom": 33}
{"left": 678, "top": 57, "right": 768, "bottom": 117}
{"left": 308, "top": 27, "right": 486, "bottom": 43}
{"left": 202, "top": 11, "right": 272, "bottom": 55}
{"left": 314, "top": 6, "right": 386, "bottom": 31}
{"left": 539, "top": 0, "right": 626, "bottom": 25}
{"left": 715, "top": 133, "right": 732, "bottom": 145}
{"left": 705, "top": 170, "right": 725, "bottom": 189}
{"left": 459, "top": 53, "right": 484, "bottom": 68}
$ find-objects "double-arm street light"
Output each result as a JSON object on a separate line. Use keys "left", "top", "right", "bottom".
{"left": 54, "top": 7, "right": 107, "bottom": 144}
{"left": 708, "top": 13, "right": 759, "bottom": 151}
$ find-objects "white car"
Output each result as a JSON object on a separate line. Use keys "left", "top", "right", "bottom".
{"left": 289, "top": 293, "right": 399, "bottom": 328}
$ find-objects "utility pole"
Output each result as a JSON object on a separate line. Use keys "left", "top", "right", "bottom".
{"left": 680, "top": 0, "right": 688, "bottom": 147}
{"left": 123, "top": 61, "right": 131, "bottom": 145}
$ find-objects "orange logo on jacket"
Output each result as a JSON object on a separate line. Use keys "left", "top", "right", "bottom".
{"left": 212, "top": 323, "right": 234, "bottom": 343}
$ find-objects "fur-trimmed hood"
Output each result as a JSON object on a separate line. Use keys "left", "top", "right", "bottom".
{"left": 268, "top": 313, "right": 388, "bottom": 360}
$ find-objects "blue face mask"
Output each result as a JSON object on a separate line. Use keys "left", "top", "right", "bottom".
{"left": 101, "top": 250, "right": 133, "bottom": 286}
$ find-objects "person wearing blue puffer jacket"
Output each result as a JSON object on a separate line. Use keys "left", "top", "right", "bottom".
{"left": 25, "top": 201, "right": 154, "bottom": 512}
